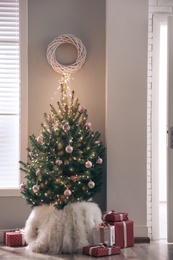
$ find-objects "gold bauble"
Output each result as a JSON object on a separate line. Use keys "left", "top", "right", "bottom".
{"left": 57, "top": 143, "right": 63, "bottom": 150}
{"left": 55, "top": 178, "right": 61, "bottom": 183}
{"left": 57, "top": 151, "right": 64, "bottom": 156}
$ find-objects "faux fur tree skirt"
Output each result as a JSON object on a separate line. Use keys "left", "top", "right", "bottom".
{"left": 24, "top": 202, "right": 102, "bottom": 254}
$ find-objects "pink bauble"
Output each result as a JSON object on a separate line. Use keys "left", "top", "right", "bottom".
{"left": 20, "top": 182, "right": 26, "bottom": 191}
{"left": 28, "top": 152, "right": 34, "bottom": 158}
{"left": 78, "top": 107, "right": 85, "bottom": 114}
{"left": 96, "top": 157, "right": 103, "bottom": 164}
{"left": 63, "top": 122, "right": 70, "bottom": 132}
{"left": 70, "top": 175, "right": 77, "bottom": 182}
{"left": 85, "top": 122, "right": 92, "bottom": 130}
{"left": 36, "top": 169, "right": 41, "bottom": 176}
{"left": 64, "top": 189, "right": 72, "bottom": 196}
{"left": 37, "top": 135, "right": 44, "bottom": 144}
{"left": 55, "top": 159, "right": 63, "bottom": 166}
{"left": 88, "top": 180, "right": 95, "bottom": 189}
{"left": 32, "top": 184, "right": 40, "bottom": 193}
{"left": 85, "top": 160, "right": 92, "bottom": 168}
{"left": 65, "top": 145, "right": 73, "bottom": 153}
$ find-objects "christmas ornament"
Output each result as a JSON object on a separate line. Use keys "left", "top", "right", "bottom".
{"left": 49, "top": 117, "right": 54, "bottom": 123}
{"left": 57, "top": 142, "right": 63, "bottom": 150}
{"left": 65, "top": 145, "right": 73, "bottom": 153}
{"left": 85, "top": 160, "right": 92, "bottom": 168}
{"left": 37, "top": 135, "right": 44, "bottom": 144}
{"left": 28, "top": 152, "right": 33, "bottom": 158}
{"left": 88, "top": 180, "right": 95, "bottom": 189}
{"left": 63, "top": 122, "right": 70, "bottom": 132}
{"left": 70, "top": 175, "right": 77, "bottom": 182}
{"left": 36, "top": 169, "right": 41, "bottom": 176}
{"left": 64, "top": 189, "right": 72, "bottom": 196}
{"left": 57, "top": 151, "right": 64, "bottom": 156}
{"left": 78, "top": 107, "right": 85, "bottom": 114}
{"left": 96, "top": 157, "right": 103, "bottom": 164}
{"left": 20, "top": 182, "right": 26, "bottom": 191}
{"left": 85, "top": 122, "right": 92, "bottom": 130}
{"left": 55, "top": 159, "right": 63, "bottom": 166}
{"left": 32, "top": 184, "right": 40, "bottom": 193}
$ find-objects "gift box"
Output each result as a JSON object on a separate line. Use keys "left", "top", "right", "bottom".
{"left": 107, "top": 220, "right": 134, "bottom": 248}
{"left": 103, "top": 210, "right": 128, "bottom": 222}
{"left": 3, "top": 230, "right": 15, "bottom": 245}
{"left": 93, "top": 223, "right": 115, "bottom": 247}
{"left": 4, "top": 231, "right": 26, "bottom": 247}
{"left": 83, "top": 245, "right": 121, "bottom": 257}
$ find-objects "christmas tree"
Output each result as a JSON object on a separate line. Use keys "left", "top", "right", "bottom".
{"left": 20, "top": 74, "right": 105, "bottom": 209}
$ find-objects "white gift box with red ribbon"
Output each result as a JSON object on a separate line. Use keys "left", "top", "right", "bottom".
{"left": 93, "top": 223, "right": 115, "bottom": 247}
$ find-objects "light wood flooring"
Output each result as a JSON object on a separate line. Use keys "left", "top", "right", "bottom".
{"left": 0, "top": 240, "right": 173, "bottom": 260}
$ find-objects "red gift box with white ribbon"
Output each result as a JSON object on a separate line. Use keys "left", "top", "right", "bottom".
{"left": 106, "top": 220, "right": 134, "bottom": 248}
{"left": 4, "top": 230, "right": 26, "bottom": 247}
{"left": 102, "top": 210, "right": 128, "bottom": 222}
{"left": 83, "top": 245, "right": 121, "bottom": 257}
{"left": 93, "top": 223, "right": 115, "bottom": 247}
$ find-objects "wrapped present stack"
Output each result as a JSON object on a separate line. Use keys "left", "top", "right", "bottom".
{"left": 83, "top": 222, "right": 121, "bottom": 257}
{"left": 103, "top": 210, "right": 134, "bottom": 248}
{"left": 4, "top": 229, "right": 26, "bottom": 247}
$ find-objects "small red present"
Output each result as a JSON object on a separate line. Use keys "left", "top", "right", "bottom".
{"left": 103, "top": 210, "right": 128, "bottom": 222}
{"left": 3, "top": 230, "right": 15, "bottom": 245}
{"left": 93, "top": 223, "right": 115, "bottom": 247}
{"left": 4, "top": 231, "right": 26, "bottom": 247}
{"left": 83, "top": 245, "right": 121, "bottom": 257}
{"left": 108, "top": 220, "right": 134, "bottom": 248}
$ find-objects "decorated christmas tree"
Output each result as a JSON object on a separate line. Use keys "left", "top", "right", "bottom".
{"left": 20, "top": 74, "right": 105, "bottom": 209}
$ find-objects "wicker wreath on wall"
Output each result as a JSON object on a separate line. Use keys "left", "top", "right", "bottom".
{"left": 46, "top": 34, "right": 87, "bottom": 74}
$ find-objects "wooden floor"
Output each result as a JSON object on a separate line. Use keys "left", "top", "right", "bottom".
{"left": 0, "top": 240, "right": 173, "bottom": 260}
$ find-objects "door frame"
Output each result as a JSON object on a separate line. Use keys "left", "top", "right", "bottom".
{"left": 152, "top": 13, "right": 169, "bottom": 240}
{"left": 167, "top": 15, "right": 173, "bottom": 243}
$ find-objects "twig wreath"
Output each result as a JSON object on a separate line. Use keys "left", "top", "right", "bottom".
{"left": 46, "top": 34, "right": 87, "bottom": 74}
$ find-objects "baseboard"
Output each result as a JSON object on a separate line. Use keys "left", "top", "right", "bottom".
{"left": 134, "top": 237, "right": 150, "bottom": 243}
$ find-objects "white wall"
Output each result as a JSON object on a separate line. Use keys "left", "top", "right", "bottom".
{"left": 106, "top": 0, "right": 148, "bottom": 237}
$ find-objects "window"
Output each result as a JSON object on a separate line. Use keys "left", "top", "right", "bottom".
{"left": 0, "top": 0, "right": 28, "bottom": 195}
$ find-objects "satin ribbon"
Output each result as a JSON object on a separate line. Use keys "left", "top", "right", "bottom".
{"left": 122, "top": 221, "right": 127, "bottom": 247}
{"left": 15, "top": 229, "right": 25, "bottom": 245}
{"left": 119, "top": 214, "right": 123, "bottom": 221}
{"left": 95, "top": 223, "right": 115, "bottom": 246}
{"left": 102, "top": 211, "right": 112, "bottom": 221}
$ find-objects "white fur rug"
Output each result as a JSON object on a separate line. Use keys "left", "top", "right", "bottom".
{"left": 24, "top": 202, "right": 102, "bottom": 254}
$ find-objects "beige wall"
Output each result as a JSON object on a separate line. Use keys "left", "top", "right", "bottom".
{"left": 106, "top": 0, "right": 148, "bottom": 237}
{"left": 0, "top": 0, "right": 106, "bottom": 230}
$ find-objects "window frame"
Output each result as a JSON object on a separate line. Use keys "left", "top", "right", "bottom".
{"left": 0, "top": 0, "right": 28, "bottom": 196}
